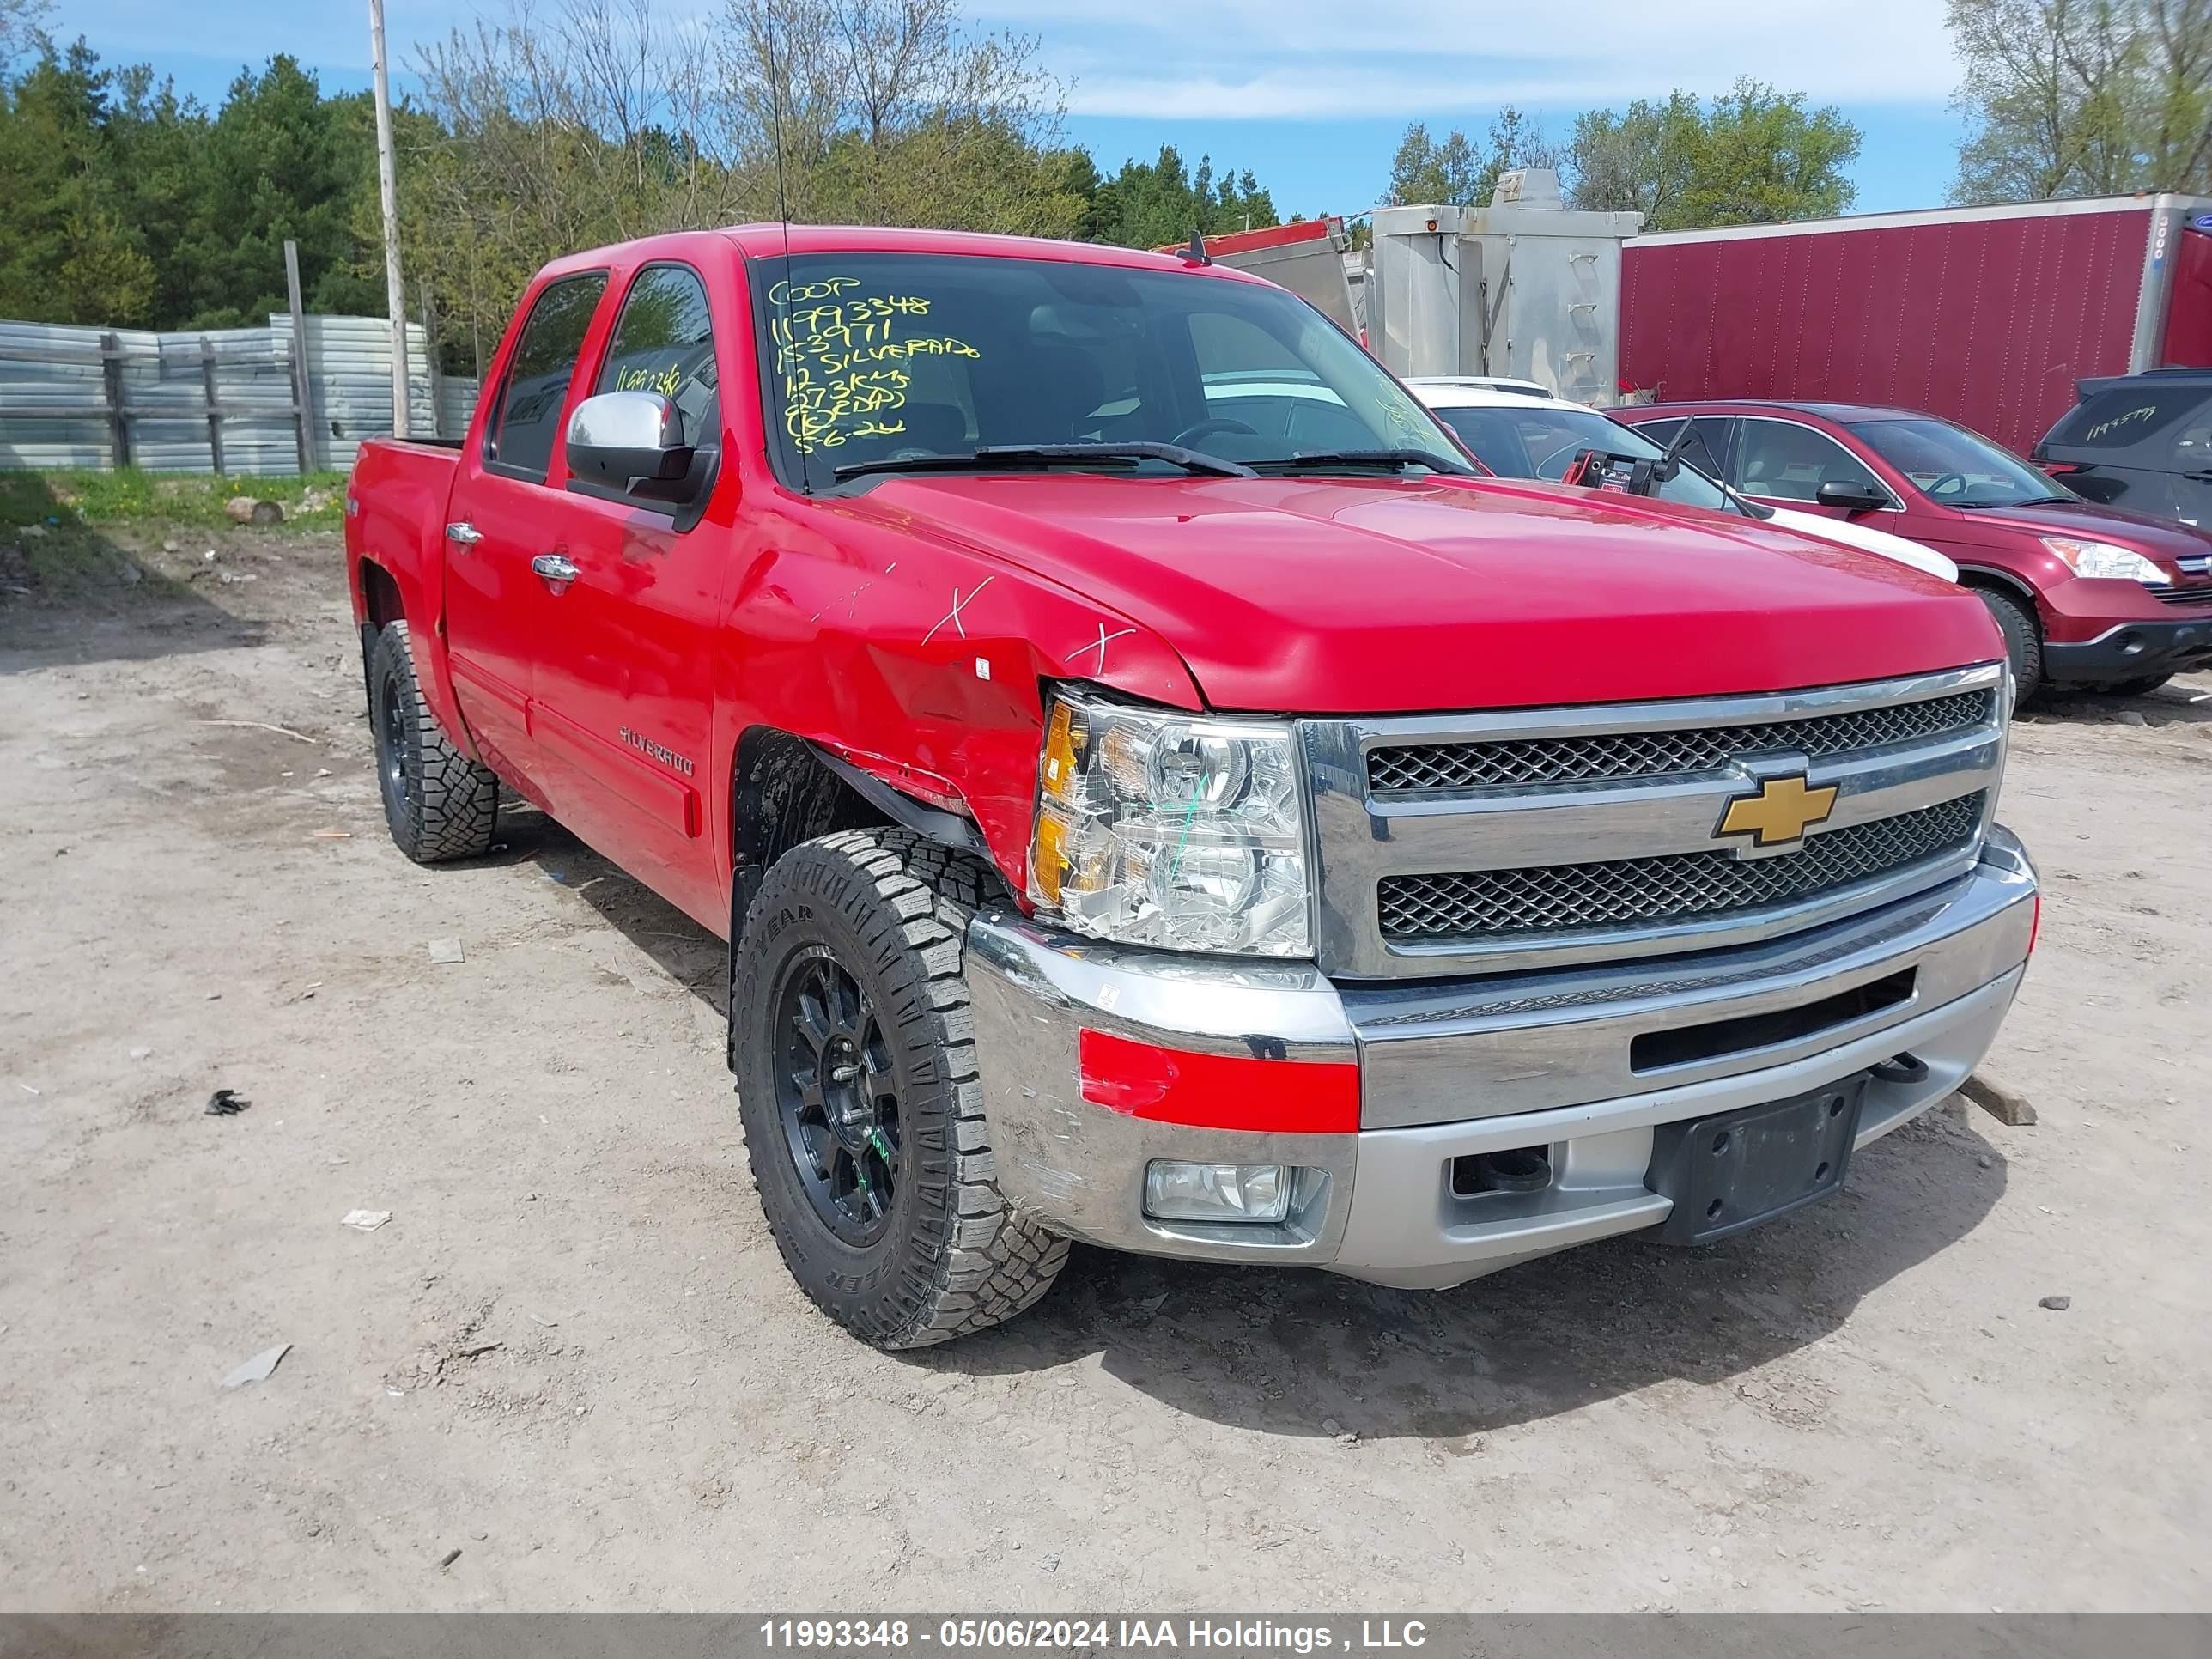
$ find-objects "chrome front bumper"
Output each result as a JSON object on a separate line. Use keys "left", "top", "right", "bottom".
{"left": 964, "top": 830, "right": 2037, "bottom": 1291}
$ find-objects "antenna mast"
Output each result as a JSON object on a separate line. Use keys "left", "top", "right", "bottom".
{"left": 763, "top": 0, "right": 805, "bottom": 490}
{"left": 368, "top": 0, "right": 410, "bottom": 439}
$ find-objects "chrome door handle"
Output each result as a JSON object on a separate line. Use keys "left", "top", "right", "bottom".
{"left": 532, "top": 553, "right": 580, "bottom": 586}
{"left": 445, "top": 521, "right": 483, "bottom": 546}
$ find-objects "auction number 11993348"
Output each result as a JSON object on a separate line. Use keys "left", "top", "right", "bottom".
{"left": 757, "top": 1621, "right": 1430, "bottom": 1653}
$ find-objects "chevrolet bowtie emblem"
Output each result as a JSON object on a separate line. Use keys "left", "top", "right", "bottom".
{"left": 1717, "top": 774, "right": 1838, "bottom": 848}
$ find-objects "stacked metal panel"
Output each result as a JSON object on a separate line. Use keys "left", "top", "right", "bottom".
{"left": 0, "top": 314, "right": 482, "bottom": 474}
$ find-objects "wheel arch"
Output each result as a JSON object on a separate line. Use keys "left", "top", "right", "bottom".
{"left": 359, "top": 558, "right": 406, "bottom": 630}
{"left": 725, "top": 728, "right": 1011, "bottom": 1061}
{"left": 1954, "top": 563, "right": 2042, "bottom": 608}
{"left": 355, "top": 559, "right": 407, "bottom": 705}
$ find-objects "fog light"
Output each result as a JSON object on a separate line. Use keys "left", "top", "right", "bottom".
{"left": 1143, "top": 1161, "right": 1291, "bottom": 1224}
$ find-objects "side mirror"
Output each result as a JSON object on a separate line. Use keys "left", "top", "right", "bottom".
{"left": 1816, "top": 477, "right": 1889, "bottom": 513}
{"left": 565, "top": 391, "right": 697, "bottom": 502}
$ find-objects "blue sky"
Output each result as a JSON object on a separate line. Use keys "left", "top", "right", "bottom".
{"left": 71, "top": 0, "right": 1971, "bottom": 217}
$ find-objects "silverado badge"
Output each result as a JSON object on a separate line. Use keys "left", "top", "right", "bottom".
{"left": 1717, "top": 774, "right": 1838, "bottom": 849}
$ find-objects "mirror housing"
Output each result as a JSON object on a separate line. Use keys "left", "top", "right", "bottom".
{"left": 566, "top": 391, "right": 698, "bottom": 502}
{"left": 1816, "top": 477, "right": 1889, "bottom": 513}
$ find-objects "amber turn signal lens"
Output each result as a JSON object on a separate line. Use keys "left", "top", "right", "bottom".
{"left": 1041, "top": 700, "right": 1078, "bottom": 797}
{"left": 1030, "top": 806, "right": 1069, "bottom": 907}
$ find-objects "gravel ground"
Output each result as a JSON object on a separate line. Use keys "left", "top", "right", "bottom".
{"left": 0, "top": 524, "right": 2206, "bottom": 1613}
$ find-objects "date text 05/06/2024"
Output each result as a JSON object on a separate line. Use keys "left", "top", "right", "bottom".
{"left": 757, "top": 1621, "right": 1431, "bottom": 1652}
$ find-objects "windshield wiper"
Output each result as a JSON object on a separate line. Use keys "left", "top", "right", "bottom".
{"left": 977, "top": 442, "right": 1257, "bottom": 477}
{"left": 1249, "top": 447, "right": 1472, "bottom": 475}
{"left": 833, "top": 441, "right": 1255, "bottom": 483}
{"left": 1956, "top": 495, "right": 2073, "bottom": 508}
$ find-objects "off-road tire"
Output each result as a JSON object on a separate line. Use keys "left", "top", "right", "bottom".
{"left": 1974, "top": 587, "right": 2043, "bottom": 702}
{"left": 732, "top": 827, "right": 1067, "bottom": 1347}
{"left": 368, "top": 620, "right": 499, "bottom": 864}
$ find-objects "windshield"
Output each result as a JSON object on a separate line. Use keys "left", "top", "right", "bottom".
{"left": 1850, "top": 417, "right": 2072, "bottom": 507}
{"left": 1428, "top": 403, "right": 1740, "bottom": 513}
{"left": 752, "top": 252, "right": 1467, "bottom": 489}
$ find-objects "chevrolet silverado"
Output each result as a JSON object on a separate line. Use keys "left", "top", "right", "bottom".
{"left": 346, "top": 226, "right": 2039, "bottom": 1347}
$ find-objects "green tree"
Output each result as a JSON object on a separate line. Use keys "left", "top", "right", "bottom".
{"left": 185, "top": 57, "right": 379, "bottom": 328}
{"left": 102, "top": 64, "right": 214, "bottom": 329}
{"left": 1389, "top": 121, "right": 1478, "bottom": 203}
{"left": 1684, "top": 82, "right": 1863, "bottom": 224}
{"left": 1569, "top": 81, "right": 1860, "bottom": 229}
{"left": 0, "top": 40, "right": 156, "bottom": 324}
{"left": 2139, "top": 0, "right": 2212, "bottom": 189}
{"left": 1388, "top": 109, "right": 1559, "bottom": 206}
{"left": 1567, "top": 91, "right": 1705, "bottom": 223}
{"left": 1084, "top": 145, "right": 1279, "bottom": 247}
{"left": 1948, "top": 0, "right": 2212, "bottom": 201}
{"left": 0, "top": 0, "right": 1286, "bottom": 352}
{"left": 0, "top": 0, "right": 51, "bottom": 73}
{"left": 405, "top": 0, "right": 1109, "bottom": 351}
{"left": 1471, "top": 107, "right": 1562, "bottom": 204}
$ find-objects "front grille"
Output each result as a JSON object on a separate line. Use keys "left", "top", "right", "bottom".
{"left": 1367, "top": 690, "right": 1996, "bottom": 794}
{"left": 1377, "top": 793, "right": 1985, "bottom": 944}
{"left": 2154, "top": 584, "right": 2212, "bottom": 607}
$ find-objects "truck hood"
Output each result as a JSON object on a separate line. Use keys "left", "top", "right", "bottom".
{"left": 1940, "top": 498, "right": 2212, "bottom": 574}
{"left": 848, "top": 474, "right": 2003, "bottom": 714}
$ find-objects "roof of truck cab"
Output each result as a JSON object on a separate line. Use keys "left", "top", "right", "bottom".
{"left": 717, "top": 222, "right": 1263, "bottom": 276}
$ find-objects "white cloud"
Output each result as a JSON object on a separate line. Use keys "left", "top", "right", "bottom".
{"left": 82, "top": 0, "right": 1963, "bottom": 118}
{"left": 970, "top": 0, "right": 1964, "bottom": 118}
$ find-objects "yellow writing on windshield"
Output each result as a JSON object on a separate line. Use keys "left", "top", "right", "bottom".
{"left": 617, "top": 362, "right": 684, "bottom": 398}
{"left": 770, "top": 280, "right": 978, "bottom": 453}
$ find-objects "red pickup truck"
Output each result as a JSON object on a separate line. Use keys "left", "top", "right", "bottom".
{"left": 347, "top": 226, "right": 2039, "bottom": 1349}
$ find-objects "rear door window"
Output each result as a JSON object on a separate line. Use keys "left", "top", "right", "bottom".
{"left": 1637, "top": 416, "right": 1733, "bottom": 482}
{"left": 485, "top": 273, "right": 609, "bottom": 480}
{"left": 2045, "top": 387, "right": 2206, "bottom": 453}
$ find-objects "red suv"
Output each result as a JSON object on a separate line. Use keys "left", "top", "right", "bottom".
{"left": 1620, "top": 401, "right": 2212, "bottom": 697}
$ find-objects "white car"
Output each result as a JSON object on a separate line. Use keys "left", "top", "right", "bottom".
{"left": 1407, "top": 379, "right": 1960, "bottom": 583}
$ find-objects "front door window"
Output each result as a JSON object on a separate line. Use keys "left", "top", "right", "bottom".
{"left": 1732, "top": 419, "right": 1887, "bottom": 506}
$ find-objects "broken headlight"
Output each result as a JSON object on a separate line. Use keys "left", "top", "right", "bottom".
{"left": 1027, "top": 687, "right": 1313, "bottom": 958}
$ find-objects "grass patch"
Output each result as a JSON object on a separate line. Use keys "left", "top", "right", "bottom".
{"left": 0, "top": 468, "right": 350, "bottom": 532}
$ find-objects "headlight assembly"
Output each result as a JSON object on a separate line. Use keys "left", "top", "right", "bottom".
{"left": 2042, "top": 537, "right": 2170, "bottom": 586}
{"left": 1028, "top": 687, "right": 1313, "bottom": 957}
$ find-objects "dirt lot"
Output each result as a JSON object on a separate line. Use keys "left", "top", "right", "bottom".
{"left": 1, "top": 521, "right": 2207, "bottom": 1614}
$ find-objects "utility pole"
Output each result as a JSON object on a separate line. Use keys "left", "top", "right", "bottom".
{"left": 368, "top": 0, "right": 410, "bottom": 439}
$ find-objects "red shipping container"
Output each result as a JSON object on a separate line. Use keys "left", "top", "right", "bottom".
{"left": 1621, "top": 196, "right": 2212, "bottom": 456}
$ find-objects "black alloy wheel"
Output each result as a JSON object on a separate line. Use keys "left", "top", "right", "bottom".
{"left": 774, "top": 945, "right": 903, "bottom": 1245}
{"left": 375, "top": 656, "right": 416, "bottom": 829}
{"left": 364, "top": 620, "right": 499, "bottom": 864}
{"left": 729, "top": 828, "right": 1070, "bottom": 1346}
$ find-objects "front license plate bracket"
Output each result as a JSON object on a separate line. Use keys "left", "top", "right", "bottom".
{"left": 1647, "top": 1076, "right": 1867, "bottom": 1245}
